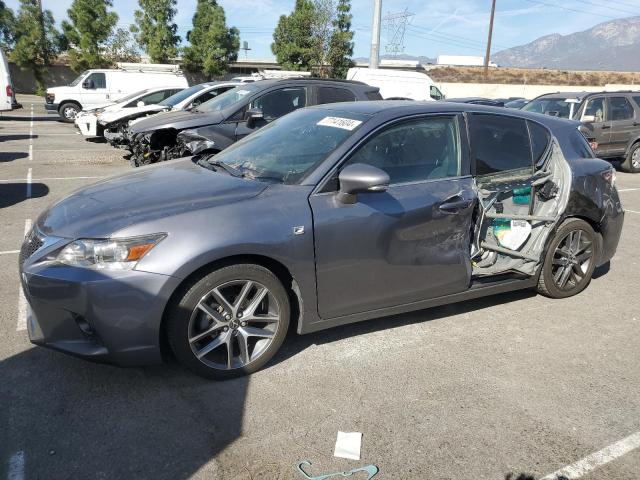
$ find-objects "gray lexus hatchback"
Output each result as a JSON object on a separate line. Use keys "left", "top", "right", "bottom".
{"left": 20, "top": 102, "right": 624, "bottom": 379}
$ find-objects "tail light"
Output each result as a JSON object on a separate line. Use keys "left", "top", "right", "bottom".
{"left": 6, "top": 85, "right": 12, "bottom": 97}
{"left": 602, "top": 169, "right": 616, "bottom": 187}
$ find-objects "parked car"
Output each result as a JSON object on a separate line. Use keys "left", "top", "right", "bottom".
{"left": 505, "top": 98, "right": 529, "bottom": 109}
{"left": 127, "top": 78, "right": 382, "bottom": 167}
{"left": 445, "top": 97, "right": 505, "bottom": 107}
{"left": 523, "top": 91, "right": 640, "bottom": 172}
{"left": 0, "top": 48, "right": 15, "bottom": 112}
{"left": 45, "top": 63, "right": 189, "bottom": 122}
{"left": 74, "top": 86, "right": 185, "bottom": 137}
{"left": 346, "top": 67, "right": 444, "bottom": 101}
{"left": 20, "top": 101, "right": 623, "bottom": 379}
{"left": 100, "top": 82, "right": 240, "bottom": 147}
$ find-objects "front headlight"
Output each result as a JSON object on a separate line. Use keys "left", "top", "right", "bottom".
{"left": 56, "top": 234, "right": 166, "bottom": 270}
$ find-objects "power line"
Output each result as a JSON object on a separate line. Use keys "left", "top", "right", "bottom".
{"left": 403, "top": 28, "right": 488, "bottom": 53}
{"left": 572, "top": 0, "right": 640, "bottom": 16}
{"left": 408, "top": 23, "right": 510, "bottom": 51}
{"left": 382, "top": 9, "right": 414, "bottom": 57}
{"left": 522, "top": 0, "right": 622, "bottom": 19}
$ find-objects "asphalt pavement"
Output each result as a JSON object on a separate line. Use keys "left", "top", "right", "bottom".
{"left": 1, "top": 96, "right": 639, "bottom": 480}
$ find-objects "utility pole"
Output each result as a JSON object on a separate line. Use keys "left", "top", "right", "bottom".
{"left": 483, "top": 0, "right": 496, "bottom": 79}
{"left": 370, "top": 0, "right": 382, "bottom": 69}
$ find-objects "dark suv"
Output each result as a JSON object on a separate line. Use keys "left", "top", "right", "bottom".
{"left": 127, "top": 78, "right": 382, "bottom": 167}
{"left": 523, "top": 91, "right": 640, "bottom": 172}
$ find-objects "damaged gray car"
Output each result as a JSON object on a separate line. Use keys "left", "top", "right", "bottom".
{"left": 127, "top": 78, "right": 382, "bottom": 167}
{"left": 20, "top": 102, "right": 623, "bottom": 379}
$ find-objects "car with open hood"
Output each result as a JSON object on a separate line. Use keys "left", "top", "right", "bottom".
{"left": 127, "top": 78, "right": 382, "bottom": 167}
{"left": 20, "top": 101, "right": 623, "bottom": 379}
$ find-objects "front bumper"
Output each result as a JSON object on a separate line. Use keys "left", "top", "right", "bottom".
{"left": 20, "top": 233, "right": 182, "bottom": 366}
{"left": 44, "top": 102, "right": 58, "bottom": 113}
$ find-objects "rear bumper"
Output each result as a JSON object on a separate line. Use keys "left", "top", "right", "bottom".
{"left": 21, "top": 257, "right": 181, "bottom": 367}
{"left": 598, "top": 192, "right": 625, "bottom": 266}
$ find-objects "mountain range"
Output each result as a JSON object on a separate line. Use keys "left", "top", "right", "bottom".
{"left": 492, "top": 16, "right": 640, "bottom": 71}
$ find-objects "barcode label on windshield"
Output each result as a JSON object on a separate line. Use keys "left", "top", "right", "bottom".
{"left": 317, "top": 116, "right": 362, "bottom": 130}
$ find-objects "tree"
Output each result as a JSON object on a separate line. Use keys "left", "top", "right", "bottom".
{"left": 182, "top": 0, "right": 239, "bottom": 77}
{"left": 11, "top": 0, "right": 63, "bottom": 94}
{"left": 131, "top": 0, "right": 180, "bottom": 63}
{"left": 105, "top": 27, "right": 140, "bottom": 63}
{"left": 62, "top": 0, "right": 119, "bottom": 72}
{"left": 327, "top": 0, "right": 354, "bottom": 78}
{"left": 271, "top": 0, "right": 316, "bottom": 71}
{"left": 310, "top": 0, "right": 334, "bottom": 77}
{"left": 0, "top": 1, "right": 16, "bottom": 49}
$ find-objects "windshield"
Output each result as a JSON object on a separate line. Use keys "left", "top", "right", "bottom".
{"left": 115, "top": 89, "right": 151, "bottom": 105}
{"left": 197, "top": 85, "right": 258, "bottom": 112}
{"left": 159, "top": 84, "right": 204, "bottom": 107}
{"left": 211, "top": 108, "right": 368, "bottom": 184}
{"left": 522, "top": 97, "right": 580, "bottom": 119}
{"left": 69, "top": 71, "right": 88, "bottom": 87}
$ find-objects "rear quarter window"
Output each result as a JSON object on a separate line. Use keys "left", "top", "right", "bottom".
{"left": 366, "top": 90, "right": 383, "bottom": 100}
{"left": 570, "top": 130, "right": 596, "bottom": 159}
{"left": 317, "top": 87, "right": 357, "bottom": 104}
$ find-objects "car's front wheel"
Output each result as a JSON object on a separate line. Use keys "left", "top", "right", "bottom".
{"left": 167, "top": 264, "right": 290, "bottom": 379}
{"left": 59, "top": 102, "right": 80, "bottom": 122}
{"left": 537, "top": 218, "right": 597, "bottom": 299}
{"left": 621, "top": 143, "right": 640, "bottom": 173}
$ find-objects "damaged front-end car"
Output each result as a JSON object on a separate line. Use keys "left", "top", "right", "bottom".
{"left": 175, "top": 126, "right": 236, "bottom": 156}
{"left": 130, "top": 129, "right": 187, "bottom": 167}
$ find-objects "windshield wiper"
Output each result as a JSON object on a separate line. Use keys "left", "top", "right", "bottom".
{"left": 198, "top": 155, "right": 244, "bottom": 177}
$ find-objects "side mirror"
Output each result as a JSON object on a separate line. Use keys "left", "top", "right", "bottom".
{"left": 337, "top": 163, "right": 390, "bottom": 204}
{"left": 245, "top": 108, "right": 264, "bottom": 128}
{"left": 82, "top": 79, "right": 95, "bottom": 89}
{"left": 582, "top": 114, "right": 596, "bottom": 123}
{"left": 137, "top": 100, "right": 145, "bottom": 107}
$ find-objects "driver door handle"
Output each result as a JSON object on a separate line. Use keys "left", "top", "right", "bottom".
{"left": 438, "top": 194, "right": 474, "bottom": 214}
{"left": 601, "top": 124, "right": 611, "bottom": 129}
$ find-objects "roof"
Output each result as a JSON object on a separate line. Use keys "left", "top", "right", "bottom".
{"left": 533, "top": 90, "right": 640, "bottom": 101}
{"left": 311, "top": 100, "right": 581, "bottom": 130}
{"left": 247, "top": 78, "right": 371, "bottom": 89}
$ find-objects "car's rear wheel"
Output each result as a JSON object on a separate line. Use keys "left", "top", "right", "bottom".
{"left": 621, "top": 143, "right": 640, "bottom": 173}
{"left": 59, "top": 102, "right": 80, "bottom": 122}
{"left": 167, "top": 264, "right": 290, "bottom": 379}
{"left": 537, "top": 218, "right": 597, "bottom": 299}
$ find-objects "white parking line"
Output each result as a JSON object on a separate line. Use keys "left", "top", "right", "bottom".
{"left": 540, "top": 431, "right": 640, "bottom": 479}
{"left": 626, "top": 209, "right": 640, "bottom": 214}
{"left": 618, "top": 188, "right": 640, "bottom": 192}
{"left": 25, "top": 168, "right": 31, "bottom": 198}
{"left": 0, "top": 250, "right": 19, "bottom": 255}
{"left": 7, "top": 451, "right": 25, "bottom": 480}
{"left": 16, "top": 219, "right": 31, "bottom": 332}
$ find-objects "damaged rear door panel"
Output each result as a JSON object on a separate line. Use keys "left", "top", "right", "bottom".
{"left": 467, "top": 113, "right": 571, "bottom": 279}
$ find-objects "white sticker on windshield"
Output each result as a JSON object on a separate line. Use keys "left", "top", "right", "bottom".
{"left": 317, "top": 116, "right": 362, "bottom": 130}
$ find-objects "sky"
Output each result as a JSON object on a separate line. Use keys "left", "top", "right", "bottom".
{"left": 5, "top": 0, "right": 640, "bottom": 60}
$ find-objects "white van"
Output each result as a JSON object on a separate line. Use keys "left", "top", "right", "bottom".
{"left": 346, "top": 67, "right": 444, "bottom": 102}
{"left": 0, "top": 48, "right": 14, "bottom": 111}
{"left": 45, "top": 63, "right": 189, "bottom": 122}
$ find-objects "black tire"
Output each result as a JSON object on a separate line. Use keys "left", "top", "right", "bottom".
{"left": 166, "top": 264, "right": 290, "bottom": 380}
{"left": 621, "top": 142, "right": 640, "bottom": 173}
{"left": 537, "top": 218, "right": 598, "bottom": 299}
{"left": 58, "top": 102, "right": 81, "bottom": 122}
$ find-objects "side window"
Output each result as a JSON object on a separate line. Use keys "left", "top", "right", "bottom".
{"left": 583, "top": 97, "right": 605, "bottom": 122}
{"left": 342, "top": 116, "right": 461, "bottom": 185}
{"left": 136, "top": 90, "right": 168, "bottom": 106}
{"left": 430, "top": 85, "right": 444, "bottom": 100}
{"left": 571, "top": 130, "right": 595, "bottom": 159}
{"left": 317, "top": 87, "right": 356, "bottom": 104}
{"left": 191, "top": 90, "right": 217, "bottom": 107}
{"left": 469, "top": 114, "right": 531, "bottom": 176}
{"left": 633, "top": 96, "right": 640, "bottom": 108}
{"left": 528, "top": 121, "right": 551, "bottom": 166}
{"left": 366, "top": 90, "right": 383, "bottom": 100}
{"left": 85, "top": 72, "right": 106, "bottom": 89}
{"left": 251, "top": 87, "right": 307, "bottom": 121}
{"left": 608, "top": 97, "right": 634, "bottom": 121}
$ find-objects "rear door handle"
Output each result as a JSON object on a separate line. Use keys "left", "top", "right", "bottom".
{"left": 438, "top": 195, "right": 474, "bottom": 214}
{"left": 601, "top": 124, "right": 611, "bottom": 129}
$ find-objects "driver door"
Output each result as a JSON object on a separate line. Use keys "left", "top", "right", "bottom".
{"left": 310, "top": 115, "right": 475, "bottom": 319}
{"left": 235, "top": 87, "right": 308, "bottom": 141}
{"left": 79, "top": 72, "right": 109, "bottom": 108}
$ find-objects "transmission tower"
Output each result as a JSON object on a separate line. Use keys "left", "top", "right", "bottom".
{"left": 383, "top": 9, "right": 414, "bottom": 57}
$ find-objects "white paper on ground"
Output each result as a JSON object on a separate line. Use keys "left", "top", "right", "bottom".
{"left": 333, "top": 431, "right": 362, "bottom": 460}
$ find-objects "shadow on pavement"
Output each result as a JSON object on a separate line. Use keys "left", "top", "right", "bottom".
{"left": 274, "top": 288, "right": 538, "bottom": 367}
{"left": 0, "top": 348, "right": 249, "bottom": 479}
{"left": 0, "top": 134, "right": 38, "bottom": 142}
{"left": 0, "top": 151, "right": 28, "bottom": 162}
{"left": 0, "top": 115, "right": 58, "bottom": 122}
{"left": 0, "top": 183, "right": 49, "bottom": 208}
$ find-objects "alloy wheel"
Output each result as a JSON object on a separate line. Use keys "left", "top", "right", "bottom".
{"left": 63, "top": 106, "right": 78, "bottom": 120}
{"left": 632, "top": 148, "right": 640, "bottom": 169}
{"left": 187, "top": 280, "right": 281, "bottom": 370}
{"left": 551, "top": 229, "right": 593, "bottom": 291}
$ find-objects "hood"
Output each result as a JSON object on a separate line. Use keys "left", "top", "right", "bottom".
{"left": 99, "top": 105, "right": 167, "bottom": 125}
{"left": 129, "top": 109, "right": 226, "bottom": 134}
{"left": 36, "top": 158, "right": 267, "bottom": 238}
